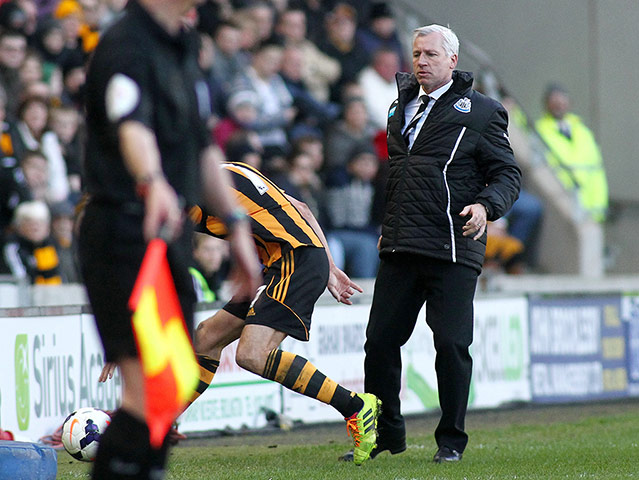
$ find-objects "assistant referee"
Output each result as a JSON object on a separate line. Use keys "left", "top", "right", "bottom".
{"left": 79, "top": 1, "right": 260, "bottom": 479}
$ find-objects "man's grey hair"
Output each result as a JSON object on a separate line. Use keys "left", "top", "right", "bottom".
{"left": 413, "top": 24, "right": 459, "bottom": 57}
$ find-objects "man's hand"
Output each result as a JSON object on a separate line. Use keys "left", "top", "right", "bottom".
{"left": 460, "top": 203, "right": 488, "bottom": 240}
{"left": 327, "top": 266, "right": 363, "bottom": 305}
{"left": 227, "top": 221, "right": 262, "bottom": 301}
{"left": 142, "top": 178, "right": 184, "bottom": 242}
{"left": 98, "top": 362, "right": 117, "bottom": 383}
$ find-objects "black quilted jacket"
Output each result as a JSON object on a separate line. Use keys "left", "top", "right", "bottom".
{"left": 380, "top": 70, "right": 521, "bottom": 272}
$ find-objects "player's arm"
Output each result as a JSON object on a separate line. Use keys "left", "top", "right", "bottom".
{"left": 200, "top": 145, "right": 262, "bottom": 301}
{"left": 285, "top": 194, "right": 363, "bottom": 305}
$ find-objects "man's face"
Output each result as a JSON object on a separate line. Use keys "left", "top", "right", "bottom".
{"left": 278, "top": 11, "right": 306, "bottom": 43}
{"left": 0, "top": 35, "right": 27, "bottom": 69}
{"left": 412, "top": 33, "right": 457, "bottom": 93}
{"left": 546, "top": 91, "right": 570, "bottom": 120}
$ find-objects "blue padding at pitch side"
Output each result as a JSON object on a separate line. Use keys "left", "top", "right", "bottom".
{"left": 0, "top": 440, "right": 57, "bottom": 480}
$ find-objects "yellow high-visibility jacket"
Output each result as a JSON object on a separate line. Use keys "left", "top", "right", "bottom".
{"left": 536, "top": 113, "right": 608, "bottom": 222}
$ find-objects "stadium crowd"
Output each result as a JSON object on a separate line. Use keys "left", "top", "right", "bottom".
{"left": 0, "top": 0, "right": 606, "bottom": 289}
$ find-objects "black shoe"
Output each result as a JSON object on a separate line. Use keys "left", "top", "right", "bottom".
{"left": 339, "top": 439, "right": 407, "bottom": 462}
{"left": 370, "top": 440, "right": 407, "bottom": 459}
{"left": 433, "top": 446, "right": 462, "bottom": 463}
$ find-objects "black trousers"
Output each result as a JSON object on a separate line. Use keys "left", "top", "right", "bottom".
{"left": 364, "top": 253, "right": 478, "bottom": 453}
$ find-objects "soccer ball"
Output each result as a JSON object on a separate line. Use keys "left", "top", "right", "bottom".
{"left": 61, "top": 407, "right": 111, "bottom": 462}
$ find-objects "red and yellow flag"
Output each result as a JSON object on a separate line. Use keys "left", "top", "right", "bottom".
{"left": 129, "top": 238, "right": 199, "bottom": 448}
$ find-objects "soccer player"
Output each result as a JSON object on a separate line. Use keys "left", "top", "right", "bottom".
{"left": 102, "top": 161, "right": 381, "bottom": 465}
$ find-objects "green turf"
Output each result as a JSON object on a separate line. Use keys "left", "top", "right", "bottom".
{"left": 56, "top": 409, "right": 639, "bottom": 479}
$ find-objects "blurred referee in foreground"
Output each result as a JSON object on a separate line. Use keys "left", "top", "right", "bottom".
{"left": 79, "top": 1, "right": 261, "bottom": 478}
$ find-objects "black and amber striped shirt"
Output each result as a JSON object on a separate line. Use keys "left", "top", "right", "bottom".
{"left": 189, "top": 162, "right": 323, "bottom": 267}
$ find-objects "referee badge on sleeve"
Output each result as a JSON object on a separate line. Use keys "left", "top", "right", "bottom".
{"left": 105, "top": 73, "right": 141, "bottom": 122}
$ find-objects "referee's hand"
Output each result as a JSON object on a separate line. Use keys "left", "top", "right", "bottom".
{"left": 142, "top": 178, "right": 183, "bottom": 242}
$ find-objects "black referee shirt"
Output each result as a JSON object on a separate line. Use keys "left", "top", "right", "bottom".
{"left": 83, "top": 0, "right": 212, "bottom": 207}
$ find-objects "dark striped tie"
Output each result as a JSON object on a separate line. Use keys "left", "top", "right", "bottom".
{"left": 403, "top": 95, "right": 430, "bottom": 145}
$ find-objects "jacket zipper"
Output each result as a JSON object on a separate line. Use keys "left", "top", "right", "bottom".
{"left": 442, "top": 127, "right": 467, "bottom": 262}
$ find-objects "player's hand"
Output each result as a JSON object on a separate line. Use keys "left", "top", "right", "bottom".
{"left": 227, "top": 221, "right": 262, "bottom": 301}
{"left": 142, "top": 178, "right": 184, "bottom": 242}
{"left": 460, "top": 203, "right": 488, "bottom": 240}
{"left": 327, "top": 266, "right": 363, "bottom": 305}
{"left": 98, "top": 362, "right": 117, "bottom": 383}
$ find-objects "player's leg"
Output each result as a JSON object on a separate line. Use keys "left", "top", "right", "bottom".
{"left": 186, "top": 308, "right": 246, "bottom": 407}
{"left": 240, "top": 247, "right": 380, "bottom": 464}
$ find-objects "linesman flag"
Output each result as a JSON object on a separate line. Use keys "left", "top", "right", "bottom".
{"left": 128, "top": 238, "right": 199, "bottom": 448}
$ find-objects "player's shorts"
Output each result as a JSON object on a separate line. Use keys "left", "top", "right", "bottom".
{"left": 223, "top": 246, "right": 329, "bottom": 341}
{"left": 78, "top": 200, "right": 196, "bottom": 362}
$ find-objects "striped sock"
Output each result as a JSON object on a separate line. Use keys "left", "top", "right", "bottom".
{"left": 262, "top": 348, "right": 363, "bottom": 417}
{"left": 187, "top": 354, "right": 220, "bottom": 407}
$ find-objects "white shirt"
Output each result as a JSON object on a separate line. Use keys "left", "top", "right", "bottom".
{"left": 402, "top": 79, "right": 453, "bottom": 149}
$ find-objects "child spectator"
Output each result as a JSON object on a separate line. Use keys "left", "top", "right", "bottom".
{"left": 213, "top": 90, "right": 259, "bottom": 151}
{"left": 0, "top": 200, "right": 62, "bottom": 284}
{"left": 49, "top": 199, "right": 80, "bottom": 283}
{"left": 190, "top": 232, "right": 229, "bottom": 302}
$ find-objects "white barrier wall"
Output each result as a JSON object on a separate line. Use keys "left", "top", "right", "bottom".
{"left": 0, "top": 311, "right": 121, "bottom": 442}
{"left": 0, "top": 295, "right": 530, "bottom": 440}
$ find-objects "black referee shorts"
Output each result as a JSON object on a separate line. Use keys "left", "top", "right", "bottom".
{"left": 223, "top": 246, "right": 329, "bottom": 341}
{"left": 78, "top": 201, "right": 196, "bottom": 362}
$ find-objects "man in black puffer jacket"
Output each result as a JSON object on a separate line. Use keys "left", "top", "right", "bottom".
{"left": 363, "top": 24, "right": 521, "bottom": 464}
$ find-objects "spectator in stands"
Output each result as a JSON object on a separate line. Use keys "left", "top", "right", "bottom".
{"left": 49, "top": 199, "right": 80, "bottom": 282}
{"left": 0, "top": 29, "right": 28, "bottom": 120}
{"left": 231, "top": 37, "right": 295, "bottom": 170}
{"left": 54, "top": 0, "right": 84, "bottom": 55}
{"left": 14, "top": 94, "right": 69, "bottom": 202}
{"left": 319, "top": 3, "right": 371, "bottom": 102}
{"left": 77, "top": 0, "right": 102, "bottom": 53}
{"left": 483, "top": 218, "right": 524, "bottom": 274}
{"left": 232, "top": 8, "right": 260, "bottom": 55}
{"left": 0, "top": 150, "right": 49, "bottom": 238}
{"left": 280, "top": 44, "right": 340, "bottom": 132}
{"left": 224, "top": 129, "right": 263, "bottom": 169}
{"left": 59, "top": 51, "right": 85, "bottom": 109}
{"left": 244, "top": 0, "right": 275, "bottom": 44}
{"left": 271, "top": 148, "right": 324, "bottom": 222}
{"left": 0, "top": 200, "right": 62, "bottom": 284}
{"left": 501, "top": 189, "right": 544, "bottom": 273}
{"left": 323, "top": 96, "right": 376, "bottom": 172}
{"left": 31, "top": 19, "right": 66, "bottom": 96}
{"left": 190, "top": 232, "right": 229, "bottom": 302}
{"left": 535, "top": 83, "right": 608, "bottom": 222}
{"left": 357, "top": 2, "right": 407, "bottom": 70}
{"left": 0, "top": 85, "right": 21, "bottom": 167}
{"left": 291, "top": 132, "right": 325, "bottom": 173}
{"left": 49, "top": 104, "right": 83, "bottom": 201}
{"left": 209, "top": 20, "right": 246, "bottom": 95}
{"left": 213, "top": 90, "right": 259, "bottom": 151}
{"left": 275, "top": 7, "right": 341, "bottom": 103}
{"left": 358, "top": 47, "right": 401, "bottom": 130}
{"left": 324, "top": 145, "right": 381, "bottom": 278}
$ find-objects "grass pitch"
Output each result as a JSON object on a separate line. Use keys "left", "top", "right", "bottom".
{"left": 56, "top": 400, "right": 639, "bottom": 479}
